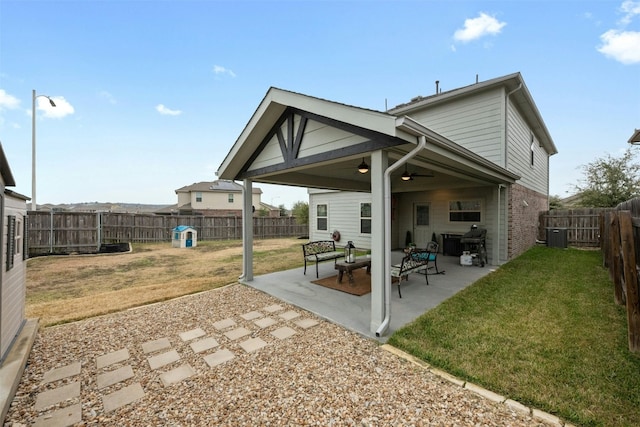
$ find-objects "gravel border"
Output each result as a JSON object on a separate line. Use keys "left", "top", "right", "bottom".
{"left": 6, "top": 284, "right": 554, "bottom": 426}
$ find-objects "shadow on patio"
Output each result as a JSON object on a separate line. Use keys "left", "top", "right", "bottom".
{"left": 244, "top": 251, "right": 496, "bottom": 342}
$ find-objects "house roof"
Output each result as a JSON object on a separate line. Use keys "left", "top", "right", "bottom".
{"left": 629, "top": 129, "right": 640, "bottom": 144}
{"left": 0, "top": 142, "right": 16, "bottom": 187}
{"left": 388, "top": 72, "right": 558, "bottom": 156}
{"left": 217, "top": 82, "right": 521, "bottom": 193}
{"left": 175, "top": 180, "right": 262, "bottom": 194}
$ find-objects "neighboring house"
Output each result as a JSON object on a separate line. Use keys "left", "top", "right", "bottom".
{"left": 173, "top": 180, "right": 279, "bottom": 217}
{"left": 216, "top": 72, "right": 557, "bottom": 336}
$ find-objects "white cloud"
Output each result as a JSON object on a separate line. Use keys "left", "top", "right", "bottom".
{"left": 597, "top": 29, "right": 640, "bottom": 63}
{"left": 98, "top": 90, "right": 117, "bottom": 105}
{"left": 620, "top": 0, "right": 640, "bottom": 25}
{"left": 155, "top": 104, "right": 182, "bottom": 116}
{"left": 213, "top": 64, "right": 236, "bottom": 78}
{"left": 38, "top": 96, "right": 74, "bottom": 119}
{"left": 0, "top": 89, "right": 20, "bottom": 110}
{"left": 453, "top": 12, "right": 506, "bottom": 43}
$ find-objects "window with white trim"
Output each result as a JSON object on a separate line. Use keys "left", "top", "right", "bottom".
{"left": 6, "top": 215, "right": 15, "bottom": 271}
{"left": 195, "top": 192, "right": 202, "bottom": 202}
{"left": 360, "top": 203, "right": 371, "bottom": 234}
{"left": 228, "top": 193, "right": 234, "bottom": 203}
{"left": 316, "top": 204, "right": 328, "bottom": 231}
{"left": 449, "top": 200, "right": 482, "bottom": 222}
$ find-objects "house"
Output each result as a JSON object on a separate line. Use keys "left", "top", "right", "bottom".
{"left": 216, "top": 72, "right": 557, "bottom": 336}
{"left": 173, "top": 180, "right": 279, "bottom": 217}
{"left": 0, "top": 142, "right": 37, "bottom": 421}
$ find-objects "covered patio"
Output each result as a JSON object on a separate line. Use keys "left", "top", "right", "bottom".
{"left": 245, "top": 251, "right": 495, "bottom": 341}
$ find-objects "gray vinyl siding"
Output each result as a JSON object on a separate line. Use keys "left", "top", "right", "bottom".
{"left": 309, "top": 191, "right": 372, "bottom": 249}
{"left": 505, "top": 100, "right": 549, "bottom": 194}
{"left": 407, "top": 89, "right": 505, "bottom": 167}
{"left": 1, "top": 194, "right": 26, "bottom": 361}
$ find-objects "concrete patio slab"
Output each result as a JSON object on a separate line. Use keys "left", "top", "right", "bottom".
{"left": 271, "top": 326, "right": 296, "bottom": 340}
{"left": 34, "top": 382, "right": 80, "bottom": 411}
{"left": 278, "top": 310, "right": 300, "bottom": 321}
{"left": 224, "top": 327, "right": 251, "bottom": 341}
{"left": 96, "top": 365, "right": 134, "bottom": 389}
{"left": 179, "top": 328, "right": 206, "bottom": 342}
{"left": 42, "top": 362, "right": 81, "bottom": 384}
{"left": 241, "top": 311, "right": 263, "bottom": 320}
{"left": 147, "top": 349, "right": 180, "bottom": 370}
{"left": 96, "top": 348, "right": 130, "bottom": 369}
{"left": 33, "top": 402, "right": 82, "bottom": 427}
{"left": 141, "top": 337, "right": 171, "bottom": 354}
{"left": 160, "top": 364, "right": 195, "bottom": 386}
{"left": 254, "top": 317, "right": 277, "bottom": 329}
{"left": 189, "top": 337, "right": 219, "bottom": 354}
{"left": 203, "top": 349, "right": 235, "bottom": 368}
{"left": 213, "top": 318, "right": 236, "bottom": 330}
{"left": 239, "top": 338, "right": 268, "bottom": 353}
{"left": 263, "top": 304, "right": 283, "bottom": 313}
{"left": 102, "top": 382, "right": 145, "bottom": 413}
{"left": 294, "top": 318, "right": 320, "bottom": 329}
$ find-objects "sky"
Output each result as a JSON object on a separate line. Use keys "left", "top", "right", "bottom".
{"left": 0, "top": 0, "right": 638, "bottom": 209}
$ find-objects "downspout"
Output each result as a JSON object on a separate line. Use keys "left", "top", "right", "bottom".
{"left": 504, "top": 83, "right": 522, "bottom": 169}
{"left": 376, "top": 135, "right": 427, "bottom": 337}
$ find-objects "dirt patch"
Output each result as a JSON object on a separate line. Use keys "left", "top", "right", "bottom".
{"left": 27, "top": 238, "right": 304, "bottom": 327}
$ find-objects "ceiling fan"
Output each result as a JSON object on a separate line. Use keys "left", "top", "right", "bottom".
{"left": 401, "top": 164, "right": 434, "bottom": 181}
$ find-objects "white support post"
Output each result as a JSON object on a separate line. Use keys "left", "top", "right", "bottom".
{"left": 240, "top": 179, "right": 254, "bottom": 281}
{"left": 370, "top": 150, "right": 387, "bottom": 333}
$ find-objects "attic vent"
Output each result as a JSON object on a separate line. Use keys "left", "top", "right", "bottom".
{"left": 410, "top": 96, "right": 423, "bottom": 102}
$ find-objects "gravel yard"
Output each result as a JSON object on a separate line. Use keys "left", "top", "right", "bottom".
{"left": 6, "top": 284, "right": 552, "bottom": 426}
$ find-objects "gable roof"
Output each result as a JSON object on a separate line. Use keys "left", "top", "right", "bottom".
{"left": 388, "top": 72, "right": 557, "bottom": 156}
{"left": 175, "top": 180, "right": 262, "bottom": 194}
{"left": 0, "top": 142, "right": 15, "bottom": 187}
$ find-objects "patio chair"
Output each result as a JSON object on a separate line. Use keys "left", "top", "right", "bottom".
{"left": 421, "top": 241, "right": 445, "bottom": 282}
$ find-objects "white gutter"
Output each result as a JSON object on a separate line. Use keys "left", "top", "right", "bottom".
{"left": 504, "top": 83, "right": 522, "bottom": 169}
{"left": 375, "top": 134, "right": 427, "bottom": 337}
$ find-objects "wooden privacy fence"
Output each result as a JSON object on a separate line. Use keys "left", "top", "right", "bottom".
{"left": 601, "top": 198, "right": 640, "bottom": 353}
{"left": 538, "top": 208, "right": 609, "bottom": 247}
{"left": 27, "top": 211, "right": 308, "bottom": 257}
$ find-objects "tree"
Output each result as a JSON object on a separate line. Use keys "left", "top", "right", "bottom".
{"left": 548, "top": 195, "right": 564, "bottom": 210}
{"left": 291, "top": 201, "right": 309, "bottom": 225}
{"left": 278, "top": 204, "right": 287, "bottom": 217}
{"left": 574, "top": 146, "right": 640, "bottom": 207}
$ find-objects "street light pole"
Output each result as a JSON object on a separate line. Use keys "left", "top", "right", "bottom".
{"left": 31, "top": 89, "right": 56, "bottom": 211}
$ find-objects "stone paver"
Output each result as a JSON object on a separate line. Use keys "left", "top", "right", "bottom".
{"left": 254, "top": 317, "right": 277, "bottom": 329}
{"left": 263, "top": 304, "right": 283, "bottom": 313}
{"left": 294, "top": 318, "right": 319, "bottom": 329}
{"left": 42, "top": 362, "right": 81, "bottom": 384}
{"left": 102, "top": 382, "right": 145, "bottom": 413}
{"left": 239, "top": 337, "right": 268, "bottom": 353}
{"left": 224, "top": 327, "right": 251, "bottom": 341}
{"left": 96, "top": 365, "right": 135, "bottom": 389}
{"left": 160, "top": 364, "right": 196, "bottom": 386}
{"left": 33, "top": 403, "right": 82, "bottom": 427}
{"left": 148, "top": 349, "right": 180, "bottom": 370}
{"left": 203, "top": 349, "right": 235, "bottom": 368}
{"left": 141, "top": 337, "right": 171, "bottom": 354}
{"left": 34, "top": 382, "right": 81, "bottom": 411}
{"left": 241, "top": 310, "right": 263, "bottom": 320}
{"left": 96, "top": 348, "right": 130, "bottom": 369}
{"left": 213, "top": 318, "right": 236, "bottom": 330}
{"left": 179, "top": 328, "right": 206, "bottom": 342}
{"left": 271, "top": 326, "right": 296, "bottom": 340}
{"left": 278, "top": 310, "right": 300, "bottom": 320}
{"left": 189, "top": 337, "right": 219, "bottom": 354}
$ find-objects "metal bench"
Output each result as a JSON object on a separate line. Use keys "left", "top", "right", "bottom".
{"left": 302, "top": 240, "right": 343, "bottom": 278}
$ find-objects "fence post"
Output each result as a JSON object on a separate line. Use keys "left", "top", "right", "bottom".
{"left": 609, "top": 212, "right": 625, "bottom": 305}
{"left": 619, "top": 210, "right": 640, "bottom": 353}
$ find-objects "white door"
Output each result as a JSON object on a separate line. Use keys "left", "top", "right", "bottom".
{"left": 413, "top": 203, "right": 431, "bottom": 248}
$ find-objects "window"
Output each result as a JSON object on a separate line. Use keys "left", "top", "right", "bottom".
{"left": 15, "top": 217, "right": 21, "bottom": 257}
{"left": 316, "top": 204, "right": 328, "bottom": 231}
{"left": 228, "top": 193, "right": 234, "bottom": 203}
{"left": 195, "top": 192, "right": 202, "bottom": 202}
{"left": 6, "top": 215, "right": 15, "bottom": 271}
{"left": 360, "top": 203, "right": 371, "bottom": 234}
{"left": 449, "top": 200, "right": 481, "bottom": 222}
{"left": 530, "top": 133, "right": 535, "bottom": 167}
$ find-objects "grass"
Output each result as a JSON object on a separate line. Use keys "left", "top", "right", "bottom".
{"left": 27, "top": 240, "right": 640, "bottom": 425}
{"left": 388, "top": 246, "right": 640, "bottom": 427}
{"left": 26, "top": 238, "right": 304, "bottom": 326}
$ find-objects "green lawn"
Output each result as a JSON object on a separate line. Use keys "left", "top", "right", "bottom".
{"left": 388, "top": 246, "right": 640, "bottom": 427}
